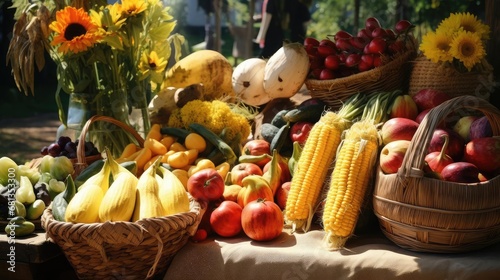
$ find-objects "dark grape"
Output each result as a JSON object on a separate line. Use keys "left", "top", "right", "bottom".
{"left": 41, "top": 146, "right": 49, "bottom": 155}
{"left": 57, "top": 136, "right": 72, "bottom": 149}
{"left": 47, "top": 143, "right": 61, "bottom": 157}
{"left": 65, "top": 141, "right": 77, "bottom": 153}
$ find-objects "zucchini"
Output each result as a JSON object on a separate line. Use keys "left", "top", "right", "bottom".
{"left": 260, "top": 123, "right": 280, "bottom": 144}
{"left": 270, "top": 109, "right": 289, "bottom": 127}
{"left": 189, "top": 123, "right": 237, "bottom": 166}
{"left": 160, "top": 127, "right": 191, "bottom": 143}
{"left": 282, "top": 104, "right": 325, "bottom": 123}
{"left": 270, "top": 122, "right": 291, "bottom": 154}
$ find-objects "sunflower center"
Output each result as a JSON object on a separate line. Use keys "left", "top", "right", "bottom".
{"left": 149, "top": 62, "right": 157, "bottom": 69}
{"left": 64, "top": 23, "right": 87, "bottom": 40}
{"left": 460, "top": 42, "right": 475, "bottom": 57}
{"left": 437, "top": 42, "right": 450, "bottom": 51}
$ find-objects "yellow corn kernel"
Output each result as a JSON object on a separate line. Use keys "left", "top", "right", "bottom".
{"left": 284, "top": 112, "right": 346, "bottom": 233}
{"left": 322, "top": 120, "right": 379, "bottom": 250}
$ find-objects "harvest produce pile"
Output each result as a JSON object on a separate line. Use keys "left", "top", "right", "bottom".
{"left": 1, "top": 13, "right": 499, "bottom": 278}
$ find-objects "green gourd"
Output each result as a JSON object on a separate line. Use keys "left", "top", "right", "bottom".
{"left": 52, "top": 175, "right": 76, "bottom": 222}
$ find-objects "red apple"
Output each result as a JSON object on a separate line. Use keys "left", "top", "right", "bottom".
{"left": 428, "top": 128, "right": 465, "bottom": 161}
{"left": 379, "top": 140, "right": 411, "bottom": 174}
{"left": 441, "top": 162, "right": 480, "bottom": 183}
{"left": 380, "top": 117, "right": 420, "bottom": 145}
{"left": 469, "top": 116, "right": 493, "bottom": 140}
{"left": 210, "top": 200, "right": 243, "bottom": 237}
{"left": 187, "top": 169, "right": 225, "bottom": 201}
{"left": 424, "top": 134, "right": 454, "bottom": 176}
{"left": 463, "top": 137, "right": 500, "bottom": 174}
{"left": 453, "top": 115, "right": 480, "bottom": 142}
{"left": 231, "top": 162, "right": 263, "bottom": 186}
{"left": 275, "top": 181, "right": 291, "bottom": 210}
{"left": 389, "top": 94, "right": 419, "bottom": 120}
{"left": 289, "top": 121, "right": 314, "bottom": 145}
{"left": 412, "top": 89, "right": 452, "bottom": 111}
{"left": 415, "top": 108, "right": 430, "bottom": 124}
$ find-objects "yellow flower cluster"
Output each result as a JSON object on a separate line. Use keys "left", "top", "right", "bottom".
{"left": 168, "top": 100, "right": 252, "bottom": 144}
{"left": 419, "top": 12, "right": 490, "bottom": 72}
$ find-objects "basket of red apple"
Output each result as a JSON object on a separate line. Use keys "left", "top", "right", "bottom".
{"left": 373, "top": 95, "right": 500, "bottom": 253}
{"left": 304, "top": 17, "right": 417, "bottom": 110}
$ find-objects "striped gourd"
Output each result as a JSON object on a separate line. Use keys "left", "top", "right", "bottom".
{"left": 322, "top": 120, "right": 379, "bottom": 250}
{"left": 284, "top": 111, "right": 348, "bottom": 232}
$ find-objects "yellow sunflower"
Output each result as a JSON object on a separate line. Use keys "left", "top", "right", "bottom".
{"left": 139, "top": 50, "right": 168, "bottom": 84}
{"left": 49, "top": 6, "right": 101, "bottom": 54}
{"left": 120, "top": 0, "right": 148, "bottom": 17}
{"left": 449, "top": 30, "right": 485, "bottom": 71}
{"left": 419, "top": 31, "right": 453, "bottom": 63}
{"left": 436, "top": 12, "right": 490, "bottom": 41}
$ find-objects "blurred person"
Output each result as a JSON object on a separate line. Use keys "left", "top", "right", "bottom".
{"left": 255, "top": 0, "right": 287, "bottom": 59}
{"left": 288, "top": 0, "right": 312, "bottom": 43}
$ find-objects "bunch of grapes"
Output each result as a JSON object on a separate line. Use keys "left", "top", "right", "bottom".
{"left": 41, "top": 136, "right": 100, "bottom": 159}
{"left": 304, "top": 18, "right": 414, "bottom": 80}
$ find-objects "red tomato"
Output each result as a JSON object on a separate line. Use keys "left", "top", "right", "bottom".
{"left": 187, "top": 169, "right": 225, "bottom": 201}
{"left": 289, "top": 121, "right": 314, "bottom": 145}
{"left": 241, "top": 198, "right": 284, "bottom": 241}
{"left": 210, "top": 201, "right": 243, "bottom": 237}
{"left": 191, "top": 229, "right": 208, "bottom": 242}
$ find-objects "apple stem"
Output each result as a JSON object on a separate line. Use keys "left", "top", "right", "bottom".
{"left": 439, "top": 134, "right": 449, "bottom": 160}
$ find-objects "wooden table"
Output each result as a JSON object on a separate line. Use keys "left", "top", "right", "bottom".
{"left": 0, "top": 229, "right": 77, "bottom": 280}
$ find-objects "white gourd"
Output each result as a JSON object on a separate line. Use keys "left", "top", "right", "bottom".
{"left": 232, "top": 58, "right": 270, "bottom": 106}
{"left": 263, "top": 43, "right": 310, "bottom": 99}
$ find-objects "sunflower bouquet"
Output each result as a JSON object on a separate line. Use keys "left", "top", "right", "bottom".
{"left": 408, "top": 12, "right": 495, "bottom": 99}
{"left": 419, "top": 12, "right": 490, "bottom": 73}
{"left": 6, "top": 0, "right": 184, "bottom": 156}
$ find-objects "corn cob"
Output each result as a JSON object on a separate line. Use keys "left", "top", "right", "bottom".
{"left": 322, "top": 91, "right": 396, "bottom": 250}
{"left": 322, "top": 120, "right": 379, "bottom": 249}
{"left": 284, "top": 112, "right": 348, "bottom": 232}
{"left": 284, "top": 93, "right": 368, "bottom": 233}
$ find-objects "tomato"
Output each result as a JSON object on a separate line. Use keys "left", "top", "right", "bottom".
{"left": 241, "top": 198, "right": 284, "bottom": 241}
{"left": 289, "top": 121, "right": 314, "bottom": 145}
{"left": 187, "top": 168, "right": 225, "bottom": 201}
{"left": 242, "top": 140, "right": 271, "bottom": 167}
{"left": 191, "top": 229, "right": 208, "bottom": 242}
{"left": 210, "top": 200, "right": 243, "bottom": 237}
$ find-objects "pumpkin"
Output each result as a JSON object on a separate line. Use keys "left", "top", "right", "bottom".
{"left": 232, "top": 58, "right": 270, "bottom": 106}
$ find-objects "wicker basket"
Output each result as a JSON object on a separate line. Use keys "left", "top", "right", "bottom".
{"left": 373, "top": 95, "right": 500, "bottom": 253}
{"left": 41, "top": 197, "right": 205, "bottom": 279}
{"left": 72, "top": 115, "right": 146, "bottom": 176}
{"left": 305, "top": 40, "right": 417, "bottom": 109}
{"left": 408, "top": 56, "right": 495, "bottom": 100}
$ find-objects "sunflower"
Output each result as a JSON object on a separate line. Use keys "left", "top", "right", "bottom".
{"left": 139, "top": 50, "right": 168, "bottom": 85}
{"left": 120, "top": 0, "right": 148, "bottom": 17}
{"left": 49, "top": 6, "right": 101, "bottom": 54}
{"left": 436, "top": 12, "right": 490, "bottom": 41}
{"left": 419, "top": 31, "right": 453, "bottom": 63}
{"left": 449, "top": 30, "right": 485, "bottom": 71}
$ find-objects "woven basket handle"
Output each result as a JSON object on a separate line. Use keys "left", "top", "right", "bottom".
{"left": 397, "top": 95, "right": 500, "bottom": 179}
{"left": 76, "top": 115, "right": 145, "bottom": 167}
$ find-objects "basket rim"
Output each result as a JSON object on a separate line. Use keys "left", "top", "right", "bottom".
{"left": 305, "top": 45, "right": 417, "bottom": 90}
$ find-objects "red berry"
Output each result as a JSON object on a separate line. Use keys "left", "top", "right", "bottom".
{"left": 324, "top": 55, "right": 341, "bottom": 70}
{"left": 395, "top": 20, "right": 414, "bottom": 34}
{"left": 319, "top": 68, "right": 336, "bottom": 80}
{"left": 366, "top": 37, "right": 387, "bottom": 54}
{"left": 365, "top": 17, "right": 381, "bottom": 31}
